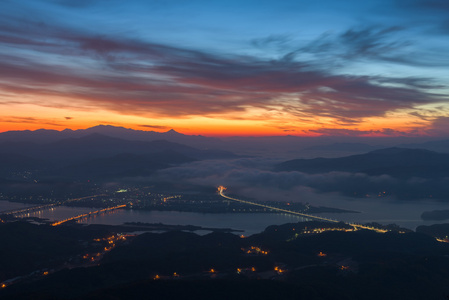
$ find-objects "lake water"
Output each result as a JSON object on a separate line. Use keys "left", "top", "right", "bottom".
{"left": 3, "top": 197, "right": 449, "bottom": 235}
{"left": 79, "top": 210, "right": 309, "bottom": 235}
{"left": 0, "top": 200, "right": 32, "bottom": 212}
{"left": 305, "top": 195, "right": 449, "bottom": 229}
{"left": 8, "top": 205, "right": 308, "bottom": 236}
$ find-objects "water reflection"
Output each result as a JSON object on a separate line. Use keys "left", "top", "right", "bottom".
{"left": 0, "top": 200, "right": 32, "bottom": 213}
{"left": 4, "top": 196, "right": 449, "bottom": 234}
{"left": 78, "top": 210, "right": 308, "bottom": 236}
{"left": 309, "top": 196, "right": 449, "bottom": 229}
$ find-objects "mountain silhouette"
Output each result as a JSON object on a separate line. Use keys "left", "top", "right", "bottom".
{"left": 276, "top": 147, "right": 449, "bottom": 178}
{"left": 0, "top": 125, "right": 220, "bottom": 147}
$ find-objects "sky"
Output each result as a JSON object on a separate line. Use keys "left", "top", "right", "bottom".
{"left": 1, "top": 0, "right": 448, "bottom": 137}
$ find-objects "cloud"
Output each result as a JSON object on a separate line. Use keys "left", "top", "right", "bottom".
{"left": 153, "top": 159, "right": 364, "bottom": 192}
{"left": 339, "top": 26, "right": 407, "bottom": 58}
{"left": 138, "top": 124, "right": 169, "bottom": 130}
{"left": 307, "top": 128, "right": 410, "bottom": 137}
{"left": 64, "top": 116, "right": 73, "bottom": 120}
{"left": 283, "top": 25, "right": 449, "bottom": 68}
{"left": 0, "top": 116, "right": 64, "bottom": 126}
{"left": 0, "top": 12, "right": 447, "bottom": 126}
{"left": 251, "top": 34, "right": 294, "bottom": 52}
{"left": 282, "top": 26, "right": 403, "bottom": 62}
{"left": 426, "top": 116, "right": 449, "bottom": 136}
{"left": 151, "top": 158, "right": 449, "bottom": 201}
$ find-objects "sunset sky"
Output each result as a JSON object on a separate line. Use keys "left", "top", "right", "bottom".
{"left": 1, "top": 0, "right": 448, "bottom": 136}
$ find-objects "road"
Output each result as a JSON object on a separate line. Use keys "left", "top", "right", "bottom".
{"left": 0, "top": 195, "right": 107, "bottom": 217}
{"left": 218, "top": 186, "right": 339, "bottom": 223}
{"left": 218, "top": 186, "right": 387, "bottom": 233}
{"left": 51, "top": 204, "right": 127, "bottom": 226}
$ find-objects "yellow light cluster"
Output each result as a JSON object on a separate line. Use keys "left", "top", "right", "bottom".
{"left": 51, "top": 204, "right": 127, "bottom": 226}
{"left": 242, "top": 246, "right": 269, "bottom": 255}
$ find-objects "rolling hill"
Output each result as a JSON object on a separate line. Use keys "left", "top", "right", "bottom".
{"left": 276, "top": 147, "right": 449, "bottom": 178}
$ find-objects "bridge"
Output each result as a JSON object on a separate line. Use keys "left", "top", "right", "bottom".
{"left": 218, "top": 186, "right": 387, "bottom": 233}
{"left": 51, "top": 204, "right": 127, "bottom": 226}
{"left": 0, "top": 195, "right": 107, "bottom": 217}
{"left": 1, "top": 203, "right": 60, "bottom": 216}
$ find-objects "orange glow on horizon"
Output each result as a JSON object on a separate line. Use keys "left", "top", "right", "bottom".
{"left": 0, "top": 119, "right": 434, "bottom": 137}
{"left": 0, "top": 102, "right": 443, "bottom": 137}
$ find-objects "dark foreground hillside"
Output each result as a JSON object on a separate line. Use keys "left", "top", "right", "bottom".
{"left": 1, "top": 221, "right": 449, "bottom": 300}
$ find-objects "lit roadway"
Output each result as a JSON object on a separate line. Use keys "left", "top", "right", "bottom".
{"left": 218, "top": 186, "right": 387, "bottom": 233}
{"left": 1, "top": 194, "right": 107, "bottom": 217}
{"left": 51, "top": 204, "right": 127, "bottom": 226}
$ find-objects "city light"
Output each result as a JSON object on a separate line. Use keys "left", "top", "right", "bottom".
{"left": 219, "top": 186, "right": 389, "bottom": 233}
{"left": 51, "top": 204, "right": 127, "bottom": 226}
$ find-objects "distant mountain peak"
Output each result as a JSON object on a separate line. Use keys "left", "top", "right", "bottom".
{"left": 0, "top": 124, "right": 220, "bottom": 147}
{"left": 164, "top": 129, "right": 182, "bottom": 135}
{"left": 93, "top": 124, "right": 114, "bottom": 128}
{"left": 85, "top": 124, "right": 132, "bottom": 132}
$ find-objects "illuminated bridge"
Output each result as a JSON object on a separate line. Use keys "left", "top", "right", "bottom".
{"left": 0, "top": 195, "right": 106, "bottom": 217}
{"left": 51, "top": 204, "right": 127, "bottom": 226}
{"left": 1, "top": 203, "right": 60, "bottom": 216}
{"left": 218, "top": 186, "right": 387, "bottom": 233}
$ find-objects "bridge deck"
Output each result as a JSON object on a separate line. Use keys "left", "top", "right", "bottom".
{"left": 218, "top": 186, "right": 387, "bottom": 233}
